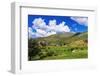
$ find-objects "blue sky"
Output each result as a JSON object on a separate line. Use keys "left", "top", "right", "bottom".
{"left": 28, "top": 15, "right": 88, "bottom": 38}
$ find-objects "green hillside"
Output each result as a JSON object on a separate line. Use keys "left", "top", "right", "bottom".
{"left": 28, "top": 32, "right": 88, "bottom": 61}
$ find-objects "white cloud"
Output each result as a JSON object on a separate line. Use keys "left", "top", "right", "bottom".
{"left": 49, "top": 20, "right": 56, "bottom": 26}
{"left": 46, "top": 31, "right": 56, "bottom": 36}
{"left": 70, "top": 17, "right": 88, "bottom": 26}
{"left": 32, "top": 18, "right": 47, "bottom": 30}
{"left": 28, "top": 27, "right": 36, "bottom": 38}
{"left": 56, "top": 21, "right": 70, "bottom": 32}
{"left": 32, "top": 18, "right": 45, "bottom": 26}
{"left": 29, "top": 18, "right": 70, "bottom": 38}
{"left": 47, "top": 21, "right": 70, "bottom": 33}
{"left": 36, "top": 29, "right": 47, "bottom": 37}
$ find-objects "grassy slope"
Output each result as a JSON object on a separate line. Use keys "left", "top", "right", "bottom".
{"left": 29, "top": 32, "right": 88, "bottom": 60}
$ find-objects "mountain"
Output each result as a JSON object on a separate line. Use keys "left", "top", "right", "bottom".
{"left": 33, "top": 32, "right": 87, "bottom": 45}
{"left": 28, "top": 32, "right": 88, "bottom": 60}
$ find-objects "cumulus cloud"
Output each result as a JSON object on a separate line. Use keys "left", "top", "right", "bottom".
{"left": 70, "top": 17, "right": 88, "bottom": 26}
{"left": 57, "top": 21, "right": 70, "bottom": 32}
{"left": 36, "top": 29, "right": 47, "bottom": 37}
{"left": 49, "top": 20, "right": 56, "bottom": 26}
{"left": 29, "top": 18, "right": 70, "bottom": 38}
{"left": 28, "top": 27, "right": 36, "bottom": 38}
{"left": 32, "top": 18, "right": 47, "bottom": 30}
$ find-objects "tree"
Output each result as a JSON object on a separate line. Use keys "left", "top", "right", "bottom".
{"left": 28, "top": 39, "right": 41, "bottom": 60}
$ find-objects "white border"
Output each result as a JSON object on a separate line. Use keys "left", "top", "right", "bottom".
{"left": 11, "top": 2, "right": 96, "bottom": 74}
